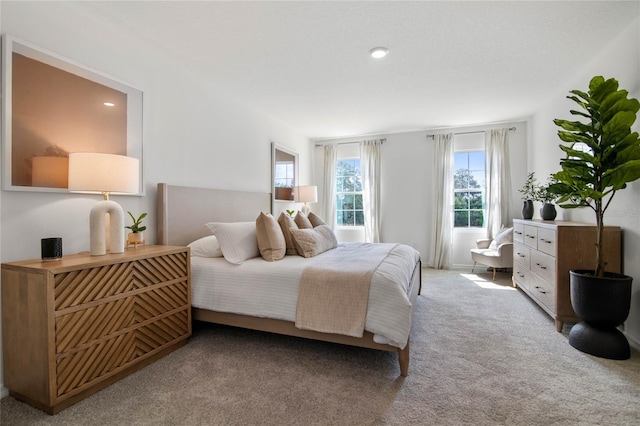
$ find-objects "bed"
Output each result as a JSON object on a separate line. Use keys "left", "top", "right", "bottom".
{"left": 156, "top": 183, "right": 422, "bottom": 376}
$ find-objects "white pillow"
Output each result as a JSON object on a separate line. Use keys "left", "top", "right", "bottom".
{"left": 205, "top": 221, "right": 259, "bottom": 264}
{"left": 187, "top": 235, "right": 223, "bottom": 258}
{"left": 489, "top": 227, "right": 513, "bottom": 250}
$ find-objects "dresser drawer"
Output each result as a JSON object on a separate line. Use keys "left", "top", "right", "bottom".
{"left": 55, "top": 280, "right": 189, "bottom": 353}
{"left": 55, "top": 309, "right": 189, "bottom": 397}
{"left": 537, "top": 227, "right": 557, "bottom": 256}
{"left": 513, "top": 222, "right": 525, "bottom": 243}
{"left": 523, "top": 225, "right": 538, "bottom": 249}
{"left": 513, "top": 243, "right": 530, "bottom": 269}
{"left": 530, "top": 250, "right": 556, "bottom": 284}
{"left": 512, "top": 263, "right": 531, "bottom": 291}
{"left": 530, "top": 274, "right": 555, "bottom": 313}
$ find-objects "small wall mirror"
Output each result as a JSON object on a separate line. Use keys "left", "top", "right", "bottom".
{"left": 271, "top": 142, "right": 298, "bottom": 206}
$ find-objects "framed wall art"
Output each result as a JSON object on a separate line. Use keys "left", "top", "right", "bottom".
{"left": 1, "top": 35, "right": 143, "bottom": 193}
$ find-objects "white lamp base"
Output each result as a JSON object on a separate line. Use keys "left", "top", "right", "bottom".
{"left": 90, "top": 200, "right": 125, "bottom": 256}
{"left": 301, "top": 203, "right": 310, "bottom": 215}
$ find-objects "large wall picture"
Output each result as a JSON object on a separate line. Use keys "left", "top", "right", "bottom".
{"left": 1, "top": 35, "right": 143, "bottom": 193}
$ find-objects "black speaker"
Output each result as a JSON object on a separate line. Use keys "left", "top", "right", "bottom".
{"left": 41, "top": 237, "right": 63, "bottom": 261}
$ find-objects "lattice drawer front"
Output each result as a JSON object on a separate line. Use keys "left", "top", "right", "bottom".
{"left": 56, "top": 297, "right": 135, "bottom": 353}
{"left": 55, "top": 263, "right": 134, "bottom": 310}
{"left": 56, "top": 310, "right": 189, "bottom": 397}
{"left": 134, "top": 281, "right": 189, "bottom": 323}
{"left": 132, "top": 253, "right": 188, "bottom": 289}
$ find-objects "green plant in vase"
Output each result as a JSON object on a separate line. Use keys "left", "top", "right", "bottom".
{"left": 548, "top": 75, "right": 640, "bottom": 359}
{"left": 126, "top": 211, "right": 147, "bottom": 246}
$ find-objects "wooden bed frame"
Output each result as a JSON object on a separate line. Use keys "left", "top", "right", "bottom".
{"left": 156, "top": 183, "right": 421, "bottom": 376}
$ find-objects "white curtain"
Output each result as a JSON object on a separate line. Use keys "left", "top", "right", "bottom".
{"left": 322, "top": 144, "right": 338, "bottom": 230}
{"left": 429, "top": 133, "right": 454, "bottom": 269}
{"left": 360, "top": 139, "right": 382, "bottom": 243}
{"left": 485, "top": 128, "right": 512, "bottom": 239}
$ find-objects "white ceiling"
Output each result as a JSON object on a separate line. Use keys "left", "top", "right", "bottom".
{"left": 76, "top": 1, "right": 638, "bottom": 140}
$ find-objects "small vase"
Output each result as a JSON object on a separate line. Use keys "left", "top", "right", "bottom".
{"left": 540, "top": 203, "right": 557, "bottom": 220}
{"left": 521, "top": 200, "right": 534, "bottom": 219}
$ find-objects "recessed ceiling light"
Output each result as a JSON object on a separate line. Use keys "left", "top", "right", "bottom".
{"left": 369, "top": 47, "right": 389, "bottom": 59}
{"left": 103, "top": 102, "right": 115, "bottom": 107}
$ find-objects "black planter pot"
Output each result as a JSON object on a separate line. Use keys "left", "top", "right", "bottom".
{"left": 522, "top": 200, "right": 534, "bottom": 219}
{"left": 540, "top": 203, "right": 557, "bottom": 221}
{"left": 569, "top": 270, "right": 632, "bottom": 360}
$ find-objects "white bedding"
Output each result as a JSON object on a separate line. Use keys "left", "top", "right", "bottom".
{"left": 190, "top": 242, "right": 420, "bottom": 349}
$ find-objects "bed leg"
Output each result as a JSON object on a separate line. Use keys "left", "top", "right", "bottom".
{"left": 398, "top": 339, "right": 410, "bottom": 377}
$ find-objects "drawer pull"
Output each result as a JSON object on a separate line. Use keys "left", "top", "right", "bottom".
{"left": 535, "top": 286, "right": 547, "bottom": 294}
{"left": 517, "top": 272, "right": 525, "bottom": 278}
{"left": 517, "top": 252, "right": 525, "bottom": 257}
{"left": 540, "top": 239, "right": 552, "bottom": 244}
{"left": 515, "top": 231, "right": 523, "bottom": 235}
{"left": 535, "top": 262, "right": 547, "bottom": 270}
{"left": 526, "top": 234, "right": 535, "bottom": 239}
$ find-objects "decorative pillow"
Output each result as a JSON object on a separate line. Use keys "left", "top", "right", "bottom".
{"left": 489, "top": 226, "right": 513, "bottom": 250}
{"left": 294, "top": 211, "right": 313, "bottom": 229}
{"left": 187, "top": 235, "right": 223, "bottom": 258}
{"left": 307, "top": 211, "right": 327, "bottom": 227}
{"left": 205, "top": 221, "right": 259, "bottom": 264}
{"left": 278, "top": 213, "right": 299, "bottom": 255}
{"left": 255, "top": 212, "right": 286, "bottom": 261}
{"left": 290, "top": 225, "right": 338, "bottom": 258}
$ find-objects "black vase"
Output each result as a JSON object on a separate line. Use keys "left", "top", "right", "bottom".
{"left": 540, "top": 203, "right": 557, "bottom": 220}
{"left": 569, "top": 270, "right": 632, "bottom": 360}
{"left": 521, "top": 200, "right": 534, "bottom": 219}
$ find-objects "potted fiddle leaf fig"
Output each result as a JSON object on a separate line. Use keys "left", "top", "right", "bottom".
{"left": 549, "top": 76, "right": 640, "bottom": 359}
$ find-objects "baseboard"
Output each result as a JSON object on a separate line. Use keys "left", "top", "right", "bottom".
{"left": 624, "top": 330, "right": 640, "bottom": 351}
{"left": 1, "top": 385, "right": 9, "bottom": 399}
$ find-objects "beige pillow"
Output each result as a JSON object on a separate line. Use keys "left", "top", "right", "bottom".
{"left": 256, "top": 212, "right": 286, "bottom": 261}
{"left": 294, "top": 211, "right": 313, "bottom": 229}
{"left": 307, "top": 211, "right": 327, "bottom": 227}
{"left": 278, "top": 213, "right": 299, "bottom": 255}
{"left": 290, "top": 225, "right": 338, "bottom": 258}
{"left": 205, "top": 221, "right": 259, "bottom": 264}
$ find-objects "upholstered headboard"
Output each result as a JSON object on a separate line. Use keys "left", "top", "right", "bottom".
{"left": 157, "top": 183, "right": 271, "bottom": 246}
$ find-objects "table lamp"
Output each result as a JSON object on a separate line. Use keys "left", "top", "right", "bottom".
{"left": 68, "top": 153, "right": 139, "bottom": 256}
{"left": 295, "top": 185, "right": 318, "bottom": 215}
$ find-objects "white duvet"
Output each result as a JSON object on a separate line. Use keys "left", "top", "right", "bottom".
{"left": 190, "top": 242, "right": 421, "bottom": 349}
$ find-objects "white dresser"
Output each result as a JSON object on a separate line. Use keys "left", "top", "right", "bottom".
{"left": 512, "top": 219, "right": 621, "bottom": 332}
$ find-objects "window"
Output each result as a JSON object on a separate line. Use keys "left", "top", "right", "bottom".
{"left": 454, "top": 151, "right": 485, "bottom": 228}
{"left": 336, "top": 158, "right": 364, "bottom": 226}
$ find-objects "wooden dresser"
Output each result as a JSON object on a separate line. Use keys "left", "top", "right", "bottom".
{"left": 512, "top": 219, "right": 621, "bottom": 332}
{"left": 1, "top": 245, "right": 191, "bottom": 414}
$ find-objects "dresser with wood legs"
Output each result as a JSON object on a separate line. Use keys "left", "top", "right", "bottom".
{"left": 512, "top": 219, "right": 621, "bottom": 332}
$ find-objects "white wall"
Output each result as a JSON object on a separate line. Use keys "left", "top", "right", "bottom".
{"left": 313, "top": 120, "right": 528, "bottom": 266}
{"left": 528, "top": 16, "right": 640, "bottom": 347}
{"left": 0, "top": 1, "right": 310, "bottom": 396}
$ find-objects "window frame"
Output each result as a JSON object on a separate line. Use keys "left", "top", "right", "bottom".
{"left": 335, "top": 156, "right": 364, "bottom": 228}
{"left": 453, "top": 149, "right": 486, "bottom": 229}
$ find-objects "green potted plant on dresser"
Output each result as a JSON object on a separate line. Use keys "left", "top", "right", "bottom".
{"left": 550, "top": 76, "right": 640, "bottom": 359}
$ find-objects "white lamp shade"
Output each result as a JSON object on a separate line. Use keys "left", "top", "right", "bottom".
{"left": 32, "top": 156, "right": 69, "bottom": 188}
{"left": 68, "top": 153, "right": 139, "bottom": 194}
{"left": 295, "top": 185, "right": 318, "bottom": 203}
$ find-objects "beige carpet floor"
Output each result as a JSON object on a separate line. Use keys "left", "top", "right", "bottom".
{"left": 1, "top": 268, "right": 639, "bottom": 425}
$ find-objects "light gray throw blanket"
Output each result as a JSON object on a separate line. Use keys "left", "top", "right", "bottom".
{"left": 295, "top": 243, "right": 397, "bottom": 337}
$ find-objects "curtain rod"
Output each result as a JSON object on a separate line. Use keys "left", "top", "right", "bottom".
{"left": 314, "top": 138, "right": 386, "bottom": 148}
{"left": 425, "top": 127, "right": 516, "bottom": 140}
